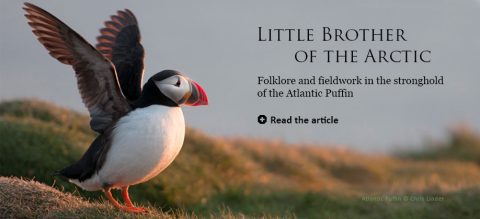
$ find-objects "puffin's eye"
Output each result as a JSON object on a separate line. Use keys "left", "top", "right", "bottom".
{"left": 174, "top": 79, "right": 181, "bottom": 87}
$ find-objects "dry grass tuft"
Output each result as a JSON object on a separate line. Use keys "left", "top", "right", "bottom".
{"left": 0, "top": 177, "right": 179, "bottom": 218}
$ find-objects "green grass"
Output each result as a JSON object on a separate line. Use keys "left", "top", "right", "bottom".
{"left": 1, "top": 99, "right": 480, "bottom": 218}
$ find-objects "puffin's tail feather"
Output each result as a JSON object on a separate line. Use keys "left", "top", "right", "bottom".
{"left": 53, "top": 135, "right": 105, "bottom": 182}
{"left": 51, "top": 170, "right": 61, "bottom": 176}
{"left": 51, "top": 170, "right": 70, "bottom": 181}
{"left": 57, "top": 164, "right": 82, "bottom": 179}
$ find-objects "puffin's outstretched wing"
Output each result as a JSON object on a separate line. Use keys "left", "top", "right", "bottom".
{"left": 96, "top": 9, "right": 145, "bottom": 101}
{"left": 23, "top": 3, "right": 131, "bottom": 133}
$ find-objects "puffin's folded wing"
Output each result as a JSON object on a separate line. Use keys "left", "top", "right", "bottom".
{"left": 96, "top": 9, "right": 145, "bottom": 101}
{"left": 23, "top": 3, "right": 131, "bottom": 133}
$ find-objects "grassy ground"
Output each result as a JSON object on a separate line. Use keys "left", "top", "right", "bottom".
{"left": 1, "top": 177, "right": 479, "bottom": 218}
{"left": 1, "top": 99, "right": 480, "bottom": 218}
{"left": 0, "top": 176, "right": 205, "bottom": 218}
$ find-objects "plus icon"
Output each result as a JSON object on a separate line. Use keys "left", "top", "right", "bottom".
{"left": 258, "top": 115, "right": 267, "bottom": 124}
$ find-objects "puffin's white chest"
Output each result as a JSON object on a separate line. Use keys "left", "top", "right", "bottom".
{"left": 96, "top": 105, "right": 184, "bottom": 188}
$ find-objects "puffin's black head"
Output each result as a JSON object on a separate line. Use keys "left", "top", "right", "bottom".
{"left": 141, "top": 70, "right": 208, "bottom": 107}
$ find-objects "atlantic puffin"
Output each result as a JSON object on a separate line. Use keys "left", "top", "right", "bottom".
{"left": 23, "top": 3, "right": 208, "bottom": 213}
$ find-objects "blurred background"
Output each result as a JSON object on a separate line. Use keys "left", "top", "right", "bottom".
{"left": 1, "top": 0, "right": 479, "bottom": 218}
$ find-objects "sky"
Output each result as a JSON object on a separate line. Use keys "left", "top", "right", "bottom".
{"left": 1, "top": 0, "right": 479, "bottom": 153}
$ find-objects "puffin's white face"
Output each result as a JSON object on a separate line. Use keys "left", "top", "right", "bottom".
{"left": 154, "top": 75, "right": 208, "bottom": 106}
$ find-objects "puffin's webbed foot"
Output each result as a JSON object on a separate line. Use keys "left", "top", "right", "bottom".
{"left": 121, "top": 186, "right": 148, "bottom": 213}
{"left": 104, "top": 187, "right": 148, "bottom": 214}
{"left": 120, "top": 206, "right": 148, "bottom": 213}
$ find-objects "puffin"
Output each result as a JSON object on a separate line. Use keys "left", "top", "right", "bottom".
{"left": 23, "top": 3, "right": 208, "bottom": 213}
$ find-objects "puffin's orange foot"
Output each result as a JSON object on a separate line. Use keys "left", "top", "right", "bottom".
{"left": 104, "top": 187, "right": 147, "bottom": 214}
{"left": 119, "top": 186, "right": 147, "bottom": 213}
{"left": 121, "top": 206, "right": 148, "bottom": 213}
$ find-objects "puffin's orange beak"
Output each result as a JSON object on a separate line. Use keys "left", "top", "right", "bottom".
{"left": 184, "top": 80, "right": 208, "bottom": 106}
